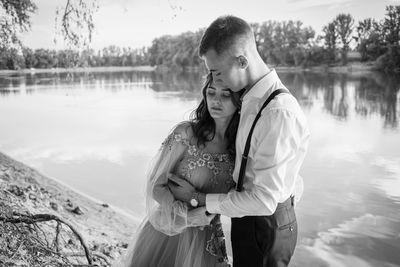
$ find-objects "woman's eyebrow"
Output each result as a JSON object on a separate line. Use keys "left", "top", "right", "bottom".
{"left": 208, "top": 86, "right": 216, "bottom": 90}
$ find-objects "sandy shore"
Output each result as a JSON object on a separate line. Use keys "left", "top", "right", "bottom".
{"left": 0, "top": 151, "right": 138, "bottom": 266}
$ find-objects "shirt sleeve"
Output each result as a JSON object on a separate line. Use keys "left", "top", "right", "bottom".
{"left": 206, "top": 108, "right": 304, "bottom": 217}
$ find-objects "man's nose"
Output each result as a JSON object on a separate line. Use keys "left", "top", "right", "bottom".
{"left": 214, "top": 78, "right": 223, "bottom": 85}
{"left": 212, "top": 75, "right": 223, "bottom": 85}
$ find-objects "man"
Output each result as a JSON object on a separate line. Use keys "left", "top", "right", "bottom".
{"left": 168, "top": 15, "right": 310, "bottom": 267}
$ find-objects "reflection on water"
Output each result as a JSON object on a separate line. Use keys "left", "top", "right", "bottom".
{"left": 1, "top": 71, "right": 398, "bottom": 127}
{"left": 0, "top": 70, "right": 399, "bottom": 266}
{"left": 277, "top": 71, "right": 400, "bottom": 129}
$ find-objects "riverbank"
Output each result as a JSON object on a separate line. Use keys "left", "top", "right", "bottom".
{"left": 0, "top": 65, "right": 156, "bottom": 76}
{"left": 0, "top": 62, "right": 378, "bottom": 76}
{"left": 274, "top": 61, "right": 377, "bottom": 73}
{"left": 0, "top": 151, "right": 138, "bottom": 266}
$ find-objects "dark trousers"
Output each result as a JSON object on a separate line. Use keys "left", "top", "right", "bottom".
{"left": 231, "top": 196, "right": 297, "bottom": 267}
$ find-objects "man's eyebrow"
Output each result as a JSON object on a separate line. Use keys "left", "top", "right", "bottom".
{"left": 209, "top": 69, "right": 218, "bottom": 73}
{"left": 208, "top": 86, "right": 216, "bottom": 89}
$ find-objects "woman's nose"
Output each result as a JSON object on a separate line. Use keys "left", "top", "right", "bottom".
{"left": 212, "top": 95, "right": 222, "bottom": 104}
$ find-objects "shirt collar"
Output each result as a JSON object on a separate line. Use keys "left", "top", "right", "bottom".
{"left": 241, "top": 69, "right": 279, "bottom": 102}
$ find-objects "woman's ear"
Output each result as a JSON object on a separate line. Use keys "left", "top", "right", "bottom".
{"left": 237, "top": 55, "right": 248, "bottom": 69}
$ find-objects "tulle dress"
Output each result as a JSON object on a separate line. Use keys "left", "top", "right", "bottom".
{"left": 115, "top": 122, "right": 236, "bottom": 267}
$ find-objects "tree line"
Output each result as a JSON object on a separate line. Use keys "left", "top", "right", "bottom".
{"left": 1, "top": 5, "right": 399, "bottom": 72}
{"left": 0, "top": 46, "right": 149, "bottom": 70}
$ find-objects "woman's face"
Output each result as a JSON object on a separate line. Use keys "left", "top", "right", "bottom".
{"left": 206, "top": 82, "right": 238, "bottom": 120}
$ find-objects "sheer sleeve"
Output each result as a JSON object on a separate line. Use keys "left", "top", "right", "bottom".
{"left": 145, "top": 122, "right": 210, "bottom": 236}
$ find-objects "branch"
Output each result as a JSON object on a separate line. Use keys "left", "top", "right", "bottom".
{"left": 0, "top": 212, "right": 93, "bottom": 265}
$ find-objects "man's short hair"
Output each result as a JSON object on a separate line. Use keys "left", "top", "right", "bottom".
{"left": 199, "top": 15, "right": 253, "bottom": 57}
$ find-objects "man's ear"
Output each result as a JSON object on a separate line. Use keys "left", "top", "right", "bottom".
{"left": 237, "top": 55, "right": 248, "bottom": 69}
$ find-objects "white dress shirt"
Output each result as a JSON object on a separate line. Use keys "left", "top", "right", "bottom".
{"left": 206, "top": 69, "right": 310, "bottom": 217}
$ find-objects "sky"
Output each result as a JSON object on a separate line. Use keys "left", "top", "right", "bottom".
{"left": 21, "top": 0, "right": 399, "bottom": 50}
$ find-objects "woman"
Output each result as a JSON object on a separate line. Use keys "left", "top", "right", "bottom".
{"left": 116, "top": 73, "right": 243, "bottom": 267}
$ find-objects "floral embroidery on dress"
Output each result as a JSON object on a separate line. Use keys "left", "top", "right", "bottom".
{"left": 207, "top": 215, "right": 229, "bottom": 265}
{"left": 162, "top": 131, "right": 234, "bottom": 265}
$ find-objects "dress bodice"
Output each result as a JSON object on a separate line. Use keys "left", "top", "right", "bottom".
{"left": 164, "top": 133, "right": 236, "bottom": 194}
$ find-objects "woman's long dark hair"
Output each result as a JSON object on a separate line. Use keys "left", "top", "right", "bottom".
{"left": 190, "top": 73, "right": 243, "bottom": 158}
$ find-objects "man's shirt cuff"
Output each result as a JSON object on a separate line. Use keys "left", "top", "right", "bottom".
{"left": 205, "top": 193, "right": 223, "bottom": 214}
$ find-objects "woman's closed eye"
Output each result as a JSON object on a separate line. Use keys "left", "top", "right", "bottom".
{"left": 222, "top": 91, "right": 231, "bottom": 97}
{"left": 206, "top": 90, "right": 216, "bottom": 96}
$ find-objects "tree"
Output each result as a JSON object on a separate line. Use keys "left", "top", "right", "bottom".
{"left": 1, "top": 0, "right": 98, "bottom": 50}
{"left": 55, "top": 0, "right": 99, "bottom": 49}
{"left": 355, "top": 18, "right": 385, "bottom": 61}
{"left": 376, "top": 45, "right": 400, "bottom": 72}
{"left": 22, "top": 47, "right": 37, "bottom": 68}
{"left": 375, "top": 5, "right": 400, "bottom": 71}
{"left": 323, "top": 22, "right": 338, "bottom": 63}
{"left": 0, "top": 0, "right": 37, "bottom": 49}
{"left": 334, "top": 14, "right": 354, "bottom": 64}
{"left": 382, "top": 5, "right": 400, "bottom": 45}
{"left": 252, "top": 20, "right": 315, "bottom": 66}
{"left": 0, "top": 47, "right": 25, "bottom": 69}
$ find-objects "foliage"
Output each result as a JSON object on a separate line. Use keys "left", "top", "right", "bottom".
{"left": 355, "top": 18, "right": 385, "bottom": 61}
{"left": 321, "top": 14, "right": 355, "bottom": 65}
{"left": 0, "top": 0, "right": 37, "bottom": 49}
{"left": 1, "top": 4, "right": 400, "bottom": 71}
{"left": 149, "top": 30, "right": 204, "bottom": 70}
{"left": 382, "top": 5, "right": 400, "bottom": 45}
{"left": 1, "top": 0, "right": 98, "bottom": 51}
{"left": 55, "top": 0, "right": 99, "bottom": 49}
{"left": 252, "top": 20, "right": 315, "bottom": 66}
{"left": 375, "top": 45, "right": 400, "bottom": 72}
{"left": 0, "top": 46, "right": 151, "bottom": 70}
{"left": 372, "top": 5, "right": 400, "bottom": 71}
{"left": 322, "top": 22, "right": 337, "bottom": 63}
{"left": 0, "top": 47, "right": 25, "bottom": 69}
{"left": 334, "top": 14, "right": 354, "bottom": 64}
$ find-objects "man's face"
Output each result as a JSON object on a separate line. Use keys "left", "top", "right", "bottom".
{"left": 202, "top": 49, "right": 245, "bottom": 92}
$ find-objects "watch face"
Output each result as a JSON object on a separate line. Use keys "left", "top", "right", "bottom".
{"left": 190, "top": 198, "right": 198, "bottom": 207}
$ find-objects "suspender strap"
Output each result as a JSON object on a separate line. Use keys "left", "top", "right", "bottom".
{"left": 236, "top": 88, "right": 290, "bottom": 192}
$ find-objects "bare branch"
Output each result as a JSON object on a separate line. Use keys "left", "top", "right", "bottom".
{"left": 0, "top": 212, "right": 93, "bottom": 265}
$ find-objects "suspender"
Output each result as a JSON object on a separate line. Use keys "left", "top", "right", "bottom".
{"left": 236, "top": 89, "right": 290, "bottom": 192}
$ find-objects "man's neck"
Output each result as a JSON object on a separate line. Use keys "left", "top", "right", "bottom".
{"left": 243, "top": 61, "right": 271, "bottom": 97}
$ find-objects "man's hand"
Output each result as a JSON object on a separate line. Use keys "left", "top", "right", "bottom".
{"left": 167, "top": 173, "right": 195, "bottom": 204}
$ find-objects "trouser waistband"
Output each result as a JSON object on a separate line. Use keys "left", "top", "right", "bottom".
{"left": 276, "top": 195, "right": 295, "bottom": 210}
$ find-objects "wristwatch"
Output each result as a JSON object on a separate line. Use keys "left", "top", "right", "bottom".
{"left": 190, "top": 192, "right": 199, "bottom": 208}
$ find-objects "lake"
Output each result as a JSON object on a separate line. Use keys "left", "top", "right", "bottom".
{"left": 0, "top": 69, "right": 399, "bottom": 266}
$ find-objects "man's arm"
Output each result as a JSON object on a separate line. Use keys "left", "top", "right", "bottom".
{"left": 206, "top": 108, "right": 305, "bottom": 217}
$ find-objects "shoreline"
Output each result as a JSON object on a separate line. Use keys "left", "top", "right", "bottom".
{"left": 39, "top": 170, "right": 143, "bottom": 225}
{"left": 0, "top": 62, "right": 378, "bottom": 76}
{"left": 0, "top": 65, "right": 156, "bottom": 75}
{"left": 0, "top": 151, "right": 138, "bottom": 266}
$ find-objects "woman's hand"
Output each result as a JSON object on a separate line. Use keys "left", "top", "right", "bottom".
{"left": 167, "top": 173, "right": 195, "bottom": 204}
{"left": 187, "top": 206, "right": 216, "bottom": 227}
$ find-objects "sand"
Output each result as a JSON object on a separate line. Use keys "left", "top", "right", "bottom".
{"left": 0, "top": 151, "right": 139, "bottom": 266}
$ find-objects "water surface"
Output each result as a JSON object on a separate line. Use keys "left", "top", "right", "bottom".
{"left": 0, "top": 69, "right": 399, "bottom": 266}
